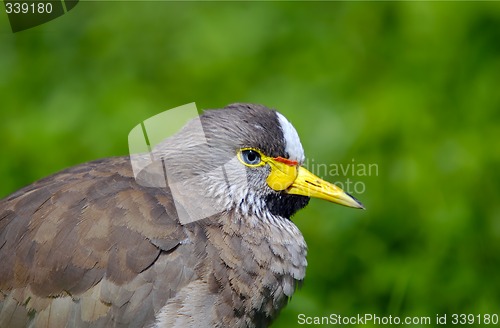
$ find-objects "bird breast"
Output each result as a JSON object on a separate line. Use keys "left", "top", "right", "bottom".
{"left": 155, "top": 211, "right": 308, "bottom": 328}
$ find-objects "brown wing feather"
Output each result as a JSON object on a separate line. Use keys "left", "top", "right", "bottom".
{"left": 0, "top": 157, "right": 194, "bottom": 327}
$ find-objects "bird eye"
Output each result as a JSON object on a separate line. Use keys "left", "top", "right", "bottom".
{"left": 239, "top": 149, "right": 262, "bottom": 166}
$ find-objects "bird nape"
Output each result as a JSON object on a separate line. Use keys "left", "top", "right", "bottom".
{"left": 0, "top": 103, "right": 363, "bottom": 328}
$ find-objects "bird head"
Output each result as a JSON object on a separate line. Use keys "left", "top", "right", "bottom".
{"left": 150, "top": 103, "right": 363, "bottom": 224}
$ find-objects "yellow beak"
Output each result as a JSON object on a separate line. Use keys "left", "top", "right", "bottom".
{"left": 287, "top": 166, "right": 364, "bottom": 209}
{"left": 266, "top": 158, "right": 364, "bottom": 209}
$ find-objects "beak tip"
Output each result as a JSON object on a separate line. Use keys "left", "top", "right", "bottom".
{"left": 354, "top": 202, "right": 365, "bottom": 210}
{"left": 345, "top": 192, "right": 365, "bottom": 210}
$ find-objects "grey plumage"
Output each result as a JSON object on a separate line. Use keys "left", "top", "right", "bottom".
{"left": 0, "top": 103, "right": 361, "bottom": 327}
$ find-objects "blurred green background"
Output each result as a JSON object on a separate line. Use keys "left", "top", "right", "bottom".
{"left": 1, "top": 2, "right": 500, "bottom": 327}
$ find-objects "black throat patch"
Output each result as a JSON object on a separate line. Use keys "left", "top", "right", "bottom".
{"left": 265, "top": 193, "right": 310, "bottom": 219}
